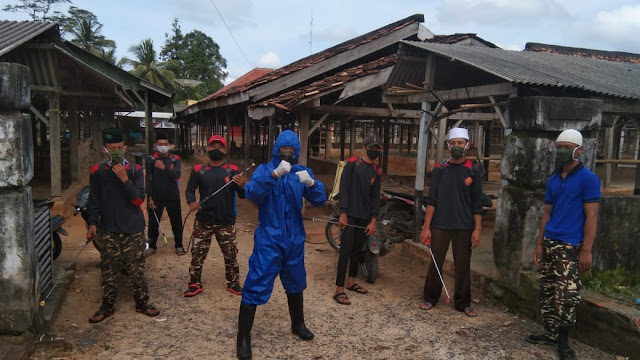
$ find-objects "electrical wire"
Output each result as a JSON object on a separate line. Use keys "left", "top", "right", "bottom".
{"left": 209, "top": 0, "right": 253, "bottom": 69}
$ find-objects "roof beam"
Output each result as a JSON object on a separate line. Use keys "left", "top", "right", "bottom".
{"left": 311, "top": 104, "right": 421, "bottom": 118}
{"left": 249, "top": 22, "right": 422, "bottom": 102}
{"left": 383, "top": 82, "right": 516, "bottom": 104}
{"left": 602, "top": 98, "right": 640, "bottom": 114}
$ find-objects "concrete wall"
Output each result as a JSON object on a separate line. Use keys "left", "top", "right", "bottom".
{"left": 593, "top": 196, "right": 640, "bottom": 272}
{"left": 0, "top": 63, "right": 40, "bottom": 334}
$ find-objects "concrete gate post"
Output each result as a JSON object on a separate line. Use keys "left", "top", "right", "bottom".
{"left": 492, "top": 96, "right": 602, "bottom": 315}
{"left": 0, "top": 63, "right": 40, "bottom": 334}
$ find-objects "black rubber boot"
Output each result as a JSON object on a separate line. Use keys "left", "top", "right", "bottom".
{"left": 287, "top": 292, "right": 314, "bottom": 340}
{"left": 237, "top": 303, "right": 256, "bottom": 359}
{"left": 557, "top": 326, "right": 577, "bottom": 360}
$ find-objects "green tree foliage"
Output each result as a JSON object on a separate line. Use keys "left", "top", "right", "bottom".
{"left": 160, "top": 19, "right": 228, "bottom": 102}
{"left": 54, "top": 7, "right": 117, "bottom": 64}
{"left": 120, "top": 38, "right": 177, "bottom": 90}
{"left": 2, "top": 0, "right": 69, "bottom": 21}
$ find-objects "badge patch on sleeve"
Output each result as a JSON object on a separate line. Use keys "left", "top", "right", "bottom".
{"left": 464, "top": 177, "right": 473, "bottom": 186}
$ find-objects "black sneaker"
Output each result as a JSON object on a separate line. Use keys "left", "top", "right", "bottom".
{"left": 526, "top": 334, "right": 557, "bottom": 346}
{"left": 184, "top": 284, "right": 203, "bottom": 297}
{"left": 227, "top": 283, "right": 242, "bottom": 295}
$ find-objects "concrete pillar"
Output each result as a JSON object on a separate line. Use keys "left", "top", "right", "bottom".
{"left": 0, "top": 63, "right": 41, "bottom": 334}
{"left": 493, "top": 96, "right": 602, "bottom": 306}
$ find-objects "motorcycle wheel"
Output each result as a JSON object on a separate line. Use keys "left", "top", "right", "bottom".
{"left": 52, "top": 232, "right": 62, "bottom": 260}
{"left": 360, "top": 251, "right": 379, "bottom": 284}
{"left": 325, "top": 221, "right": 342, "bottom": 251}
{"left": 379, "top": 211, "right": 412, "bottom": 242}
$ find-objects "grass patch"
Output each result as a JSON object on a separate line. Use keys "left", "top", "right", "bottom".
{"left": 582, "top": 266, "right": 640, "bottom": 306}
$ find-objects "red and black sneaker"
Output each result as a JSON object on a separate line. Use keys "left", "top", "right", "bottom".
{"left": 184, "top": 284, "right": 203, "bottom": 297}
{"left": 226, "top": 283, "right": 243, "bottom": 295}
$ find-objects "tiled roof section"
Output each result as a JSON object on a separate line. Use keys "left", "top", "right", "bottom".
{"left": 216, "top": 14, "right": 423, "bottom": 98}
{"left": 525, "top": 42, "right": 640, "bottom": 65}
{"left": 204, "top": 68, "right": 274, "bottom": 100}
{"left": 0, "top": 20, "right": 59, "bottom": 56}
{"left": 401, "top": 41, "right": 640, "bottom": 100}
{"left": 257, "top": 54, "right": 398, "bottom": 108}
{"left": 426, "top": 33, "right": 498, "bottom": 48}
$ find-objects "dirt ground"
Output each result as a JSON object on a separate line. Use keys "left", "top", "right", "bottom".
{"left": 30, "top": 157, "right": 619, "bottom": 360}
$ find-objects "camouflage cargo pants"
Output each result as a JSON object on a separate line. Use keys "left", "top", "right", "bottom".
{"left": 97, "top": 231, "right": 149, "bottom": 308}
{"left": 189, "top": 221, "right": 239, "bottom": 287}
{"left": 539, "top": 237, "right": 581, "bottom": 339}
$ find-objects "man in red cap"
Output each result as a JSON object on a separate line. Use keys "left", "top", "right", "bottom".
{"left": 184, "top": 135, "right": 246, "bottom": 297}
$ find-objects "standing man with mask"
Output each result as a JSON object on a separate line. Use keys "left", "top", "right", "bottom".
{"left": 86, "top": 128, "right": 159, "bottom": 323}
{"left": 332, "top": 134, "right": 382, "bottom": 305}
{"left": 527, "top": 129, "right": 600, "bottom": 360}
{"left": 419, "top": 127, "right": 483, "bottom": 317}
{"left": 236, "top": 130, "right": 326, "bottom": 360}
{"left": 146, "top": 133, "right": 185, "bottom": 257}
{"left": 184, "top": 135, "right": 246, "bottom": 297}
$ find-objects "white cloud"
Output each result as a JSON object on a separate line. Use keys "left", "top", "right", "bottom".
{"left": 570, "top": 4, "right": 640, "bottom": 52}
{"left": 592, "top": 6, "right": 640, "bottom": 43}
{"left": 438, "top": 0, "right": 569, "bottom": 26}
{"left": 256, "top": 51, "right": 282, "bottom": 68}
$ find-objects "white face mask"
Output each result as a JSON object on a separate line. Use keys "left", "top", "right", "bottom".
{"left": 157, "top": 145, "right": 170, "bottom": 154}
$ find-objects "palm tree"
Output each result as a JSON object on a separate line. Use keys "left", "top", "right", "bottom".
{"left": 68, "top": 17, "right": 116, "bottom": 59}
{"left": 119, "top": 39, "right": 176, "bottom": 89}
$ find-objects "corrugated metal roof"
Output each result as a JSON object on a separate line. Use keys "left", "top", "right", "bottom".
{"left": 525, "top": 42, "right": 640, "bottom": 65}
{"left": 401, "top": 41, "right": 640, "bottom": 100}
{"left": 0, "top": 21, "right": 58, "bottom": 57}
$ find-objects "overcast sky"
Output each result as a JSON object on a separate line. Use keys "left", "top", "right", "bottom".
{"left": 2, "top": 0, "right": 640, "bottom": 85}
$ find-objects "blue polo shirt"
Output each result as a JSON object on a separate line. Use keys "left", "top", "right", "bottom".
{"left": 544, "top": 163, "right": 601, "bottom": 246}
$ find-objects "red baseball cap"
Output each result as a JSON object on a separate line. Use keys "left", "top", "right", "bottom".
{"left": 208, "top": 135, "right": 227, "bottom": 148}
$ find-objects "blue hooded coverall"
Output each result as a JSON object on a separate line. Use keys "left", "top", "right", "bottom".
{"left": 242, "top": 130, "right": 327, "bottom": 305}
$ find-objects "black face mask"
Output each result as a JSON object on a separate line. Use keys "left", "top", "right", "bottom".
{"left": 208, "top": 149, "right": 225, "bottom": 161}
{"left": 279, "top": 150, "right": 295, "bottom": 163}
{"left": 366, "top": 149, "right": 380, "bottom": 160}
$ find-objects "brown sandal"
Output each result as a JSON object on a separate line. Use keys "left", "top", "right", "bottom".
{"left": 136, "top": 303, "right": 160, "bottom": 317}
{"left": 89, "top": 307, "right": 114, "bottom": 323}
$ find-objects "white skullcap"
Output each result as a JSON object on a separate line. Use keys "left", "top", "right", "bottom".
{"left": 448, "top": 128, "right": 469, "bottom": 141}
{"left": 556, "top": 129, "right": 583, "bottom": 146}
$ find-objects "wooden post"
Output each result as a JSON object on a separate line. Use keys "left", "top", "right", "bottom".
{"left": 68, "top": 100, "right": 80, "bottom": 182}
{"left": 144, "top": 90, "right": 152, "bottom": 155}
{"left": 268, "top": 116, "right": 275, "bottom": 162}
{"left": 407, "top": 124, "right": 413, "bottom": 154}
{"left": 382, "top": 119, "right": 390, "bottom": 174}
{"left": 340, "top": 120, "right": 346, "bottom": 161}
{"left": 225, "top": 108, "right": 232, "bottom": 147}
{"left": 49, "top": 92, "right": 62, "bottom": 196}
{"left": 399, "top": 125, "right": 404, "bottom": 154}
{"left": 414, "top": 102, "right": 433, "bottom": 241}
{"left": 435, "top": 117, "right": 447, "bottom": 164}
{"left": 298, "top": 110, "right": 310, "bottom": 166}
{"left": 244, "top": 110, "right": 251, "bottom": 164}
{"left": 349, "top": 120, "right": 356, "bottom": 157}
{"left": 604, "top": 125, "right": 615, "bottom": 188}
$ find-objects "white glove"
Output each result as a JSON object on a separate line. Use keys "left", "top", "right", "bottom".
{"left": 273, "top": 160, "right": 292, "bottom": 177}
{"left": 296, "top": 170, "right": 315, "bottom": 187}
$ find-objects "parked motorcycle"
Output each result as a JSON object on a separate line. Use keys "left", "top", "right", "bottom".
{"left": 33, "top": 199, "right": 68, "bottom": 260}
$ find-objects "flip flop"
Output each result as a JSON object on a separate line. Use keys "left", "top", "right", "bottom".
{"left": 346, "top": 283, "right": 368, "bottom": 294}
{"left": 463, "top": 307, "right": 477, "bottom": 317}
{"left": 420, "top": 301, "right": 433, "bottom": 310}
{"left": 333, "top": 292, "right": 351, "bottom": 305}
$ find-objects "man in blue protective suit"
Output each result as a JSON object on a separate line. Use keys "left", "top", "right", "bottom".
{"left": 236, "top": 130, "right": 327, "bottom": 360}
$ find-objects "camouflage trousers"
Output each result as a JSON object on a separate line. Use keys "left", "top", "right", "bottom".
{"left": 97, "top": 231, "right": 149, "bottom": 308}
{"left": 189, "top": 221, "right": 239, "bottom": 287}
{"left": 539, "top": 237, "right": 581, "bottom": 339}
